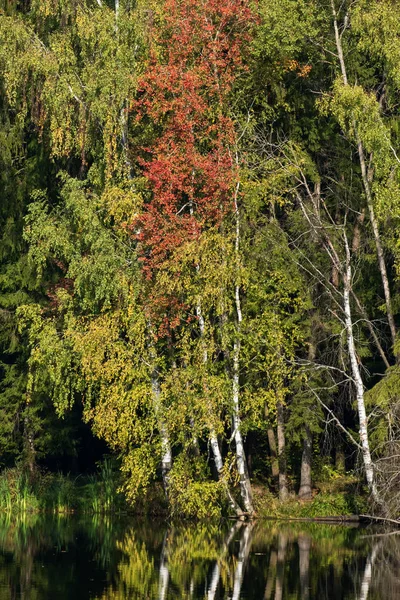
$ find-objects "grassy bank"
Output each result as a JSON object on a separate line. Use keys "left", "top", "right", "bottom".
{"left": 0, "top": 459, "right": 127, "bottom": 514}
{"left": 0, "top": 461, "right": 369, "bottom": 519}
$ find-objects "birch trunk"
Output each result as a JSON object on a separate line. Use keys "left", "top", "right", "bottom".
{"left": 232, "top": 336, "right": 253, "bottom": 513}
{"left": 151, "top": 369, "right": 172, "bottom": 497}
{"left": 148, "top": 326, "right": 172, "bottom": 497}
{"left": 196, "top": 301, "right": 242, "bottom": 516}
{"left": 343, "top": 240, "right": 381, "bottom": 504}
{"left": 331, "top": 0, "right": 397, "bottom": 349}
{"left": 277, "top": 402, "right": 289, "bottom": 502}
{"left": 23, "top": 413, "right": 36, "bottom": 477}
{"left": 233, "top": 182, "right": 254, "bottom": 514}
{"left": 115, "top": 0, "right": 120, "bottom": 33}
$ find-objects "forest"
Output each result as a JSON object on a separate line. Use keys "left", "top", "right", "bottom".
{"left": 1, "top": 0, "right": 400, "bottom": 520}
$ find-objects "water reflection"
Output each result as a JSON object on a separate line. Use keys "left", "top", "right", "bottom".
{"left": 0, "top": 514, "right": 398, "bottom": 599}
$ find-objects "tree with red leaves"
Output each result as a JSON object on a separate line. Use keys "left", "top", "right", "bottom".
{"left": 134, "top": 0, "right": 254, "bottom": 277}
{"left": 134, "top": 0, "right": 256, "bottom": 514}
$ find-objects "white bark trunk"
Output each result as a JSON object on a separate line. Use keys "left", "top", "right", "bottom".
{"left": 267, "top": 427, "right": 279, "bottom": 483}
{"left": 232, "top": 183, "right": 254, "bottom": 514}
{"left": 115, "top": 0, "right": 120, "bottom": 32}
{"left": 331, "top": 0, "right": 396, "bottom": 349}
{"left": 148, "top": 325, "right": 172, "bottom": 497}
{"left": 151, "top": 369, "right": 172, "bottom": 496}
{"left": 343, "top": 241, "right": 381, "bottom": 504}
{"left": 197, "top": 299, "right": 242, "bottom": 515}
{"left": 357, "top": 139, "right": 397, "bottom": 348}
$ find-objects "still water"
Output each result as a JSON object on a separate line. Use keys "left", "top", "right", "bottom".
{"left": 0, "top": 515, "right": 398, "bottom": 599}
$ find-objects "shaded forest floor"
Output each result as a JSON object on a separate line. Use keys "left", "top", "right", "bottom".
{"left": 253, "top": 476, "right": 368, "bottom": 519}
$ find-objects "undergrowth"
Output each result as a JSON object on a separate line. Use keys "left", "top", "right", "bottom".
{"left": 253, "top": 475, "right": 369, "bottom": 519}
{"left": 0, "top": 458, "right": 126, "bottom": 514}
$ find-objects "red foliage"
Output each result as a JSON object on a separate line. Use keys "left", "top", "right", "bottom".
{"left": 133, "top": 0, "right": 255, "bottom": 333}
{"left": 134, "top": 0, "right": 255, "bottom": 269}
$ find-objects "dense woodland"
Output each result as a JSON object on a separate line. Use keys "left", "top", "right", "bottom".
{"left": 1, "top": 0, "right": 400, "bottom": 518}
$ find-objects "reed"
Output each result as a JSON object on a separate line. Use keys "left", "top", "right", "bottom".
{"left": 0, "top": 458, "right": 126, "bottom": 514}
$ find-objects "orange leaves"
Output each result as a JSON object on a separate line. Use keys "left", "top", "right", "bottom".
{"left": 284, "top": 59, "right": 312, "bottom": 78}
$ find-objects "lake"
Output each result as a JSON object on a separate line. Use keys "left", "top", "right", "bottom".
{"left": 0, "top": 515, "right": 398, "bottom": 599}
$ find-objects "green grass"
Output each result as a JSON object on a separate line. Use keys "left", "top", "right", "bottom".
{"left": 0, "top": 458, "right": 127, "bottom": 515}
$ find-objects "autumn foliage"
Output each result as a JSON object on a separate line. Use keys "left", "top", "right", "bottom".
{"left": 134, "top": 0, "right": 255, "bottom": 276}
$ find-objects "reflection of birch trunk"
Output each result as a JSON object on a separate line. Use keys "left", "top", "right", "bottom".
{"left": 274, "top": 532, "right": 287, "bottom": 600}
{"left": 20, "top": 534, "right": 34, "bottom": 600}
{"left": 232, "top": 523, "right": 254, "bottom": 600}
{"left": 233, "top": 180, "right": 253, "bottom": 514}
{"left": 189, "top": 577, "right": 195, "bottom": 598}
{"left": 264, "top": 549, "right": 277, "bottom": 600}
{"left": 298, "top": 534, "right": 311, "bottom": 600}
{"left": 158, "top": 532, "right": 170, "bottom": 600}
{"left": 359, "top": 544, "right": 379, "bottom": 600}
{"left": 331, "top": 0, "right": 397, "bottom": 350}
{"left": 207, "top": 522, "right": 242, "bottom": 600}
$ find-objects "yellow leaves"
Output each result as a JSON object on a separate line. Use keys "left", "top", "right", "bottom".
{"left": 319, "top": 79, "right": 393, "bottom": 181}
{"left": 102, "top": 186, "right": 143, "bottom": 227}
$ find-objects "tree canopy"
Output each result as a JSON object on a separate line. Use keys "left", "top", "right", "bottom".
{"left": 2, "top": 0, "right": 400, "bottom": 518}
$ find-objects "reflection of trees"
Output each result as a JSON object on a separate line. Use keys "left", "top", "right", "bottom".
{"left": 298, "top": 534, "right": 311, "bottom": 600}
{"left": 207, "top": 522, "right": 241, "bottom": 600}
{"left": 264, "top": 546, "right": 277, "bottom": 600}
{"left": 231, "top": 524, "right": 253, "bottom": 600}
{"left": 1, "top": 516, "right": 400, "bottom": 599}
{"left": 0, "top": 514, "right": 78, "bottom": 600}
{"left": 274, "top": 532, "right": 287, "bottom": 600}
{"left": 364, "top": 535, "right": 400, "bottom": 600}
{"left": 359, "top": 544, "right": 379, "bottom": 600}
{"left": 158, "top": 532, "right": 169, "bottom": 600}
